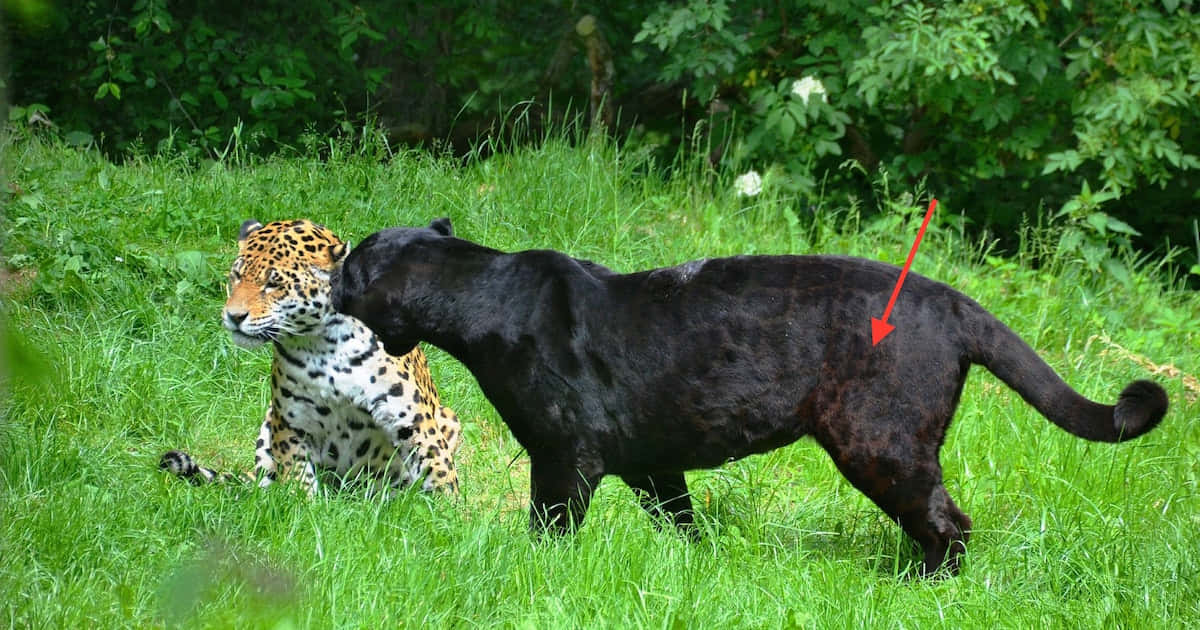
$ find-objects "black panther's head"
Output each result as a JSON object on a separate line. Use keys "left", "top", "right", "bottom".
{"left": 329, "top": 217, "right": 454, "bottom": 354}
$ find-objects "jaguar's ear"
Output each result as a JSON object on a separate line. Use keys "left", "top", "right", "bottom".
{"left": 238, "top": 219, "right": 264, "bottom": 243}
{"left": 428, "top": 217, "right": 453, "bottom": 236}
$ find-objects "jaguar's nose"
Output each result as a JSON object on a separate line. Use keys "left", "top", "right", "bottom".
{"left": 224, "top": 309, "right": 248, "bottom": 328}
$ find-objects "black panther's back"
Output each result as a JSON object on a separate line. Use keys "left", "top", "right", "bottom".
{"left": 595, "top": 253, "right": 1162, "bottom": 445}
{"left": 580, "top": 255, "right": 933, "bottom": 468}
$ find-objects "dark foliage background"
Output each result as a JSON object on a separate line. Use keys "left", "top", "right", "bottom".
{"left": 5, "top": 0, "right": 1198, "bottom": 267}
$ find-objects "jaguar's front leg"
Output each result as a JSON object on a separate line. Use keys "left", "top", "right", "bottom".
{"left": 363, "top": 396, "right": 419, "bottom": 449}
{"left": 261, "top": 407, "right": 320, "bottom": 495}
{"left": 296, "top": 459, "right": 320, "bottom": 497}
{"left": 252, "top": 410, "right": 278, "bottom": 488}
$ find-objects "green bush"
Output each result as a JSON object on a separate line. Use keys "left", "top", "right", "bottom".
{"left": 634, "top": 0, "right": 1199, "bottom": 254}
{"left": 5, "top": 0, "right": 1198, "bottom": 256}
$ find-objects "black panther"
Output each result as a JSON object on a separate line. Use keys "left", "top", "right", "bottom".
{"left": 330, "top": 218, "right": 1167, "bottom": 576}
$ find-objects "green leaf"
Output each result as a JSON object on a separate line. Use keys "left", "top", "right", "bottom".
{"left": 1092, "top": 188, "right": 1118, "bottom": 204}
{"left": 1081, "top": 241, "right": 1107, "bottom": 269}
{"left": 786, "top": 102, "right": 808, "bottom": 127}
{"left": 17, "top": 191, "right": 44, "bottom": 210}
{"left": 1029, "top": 57, "right": 1047, "bottom": 84}
{"left": 62, "top": 254, "right": 84, "bottom": 275}
{"left": 1104, "top": 216, "right": 1140, "bottom": 235}
{"left": 174, "top": 251, "right": 207, "bottom": 282}
{"left": 1059, "top": 227, "right": 1084, "bottom": 253}
{"left": 174, "top": 278, "right": 195, "bottom": 297}
{"left": 764, "top": 106, "right": 783, "bottom": 131}
{"left": 250, "top": 89, "right": 273, "bottom": 111}
{"left": 1055, "top": 198, "right": 1080, "bottom": 219}
{"left": 779, "top": 112, "right": 796, "bottom": 143}
{"left": 1101, "top": 258, "right": 1131, "bottom": 287}
{"left": 815, "top": 139, "right": 842, "bottom": 157}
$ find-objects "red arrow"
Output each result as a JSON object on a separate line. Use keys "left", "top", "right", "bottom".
{"left": 871, "top": 198, "right": 938, "bottom": 346}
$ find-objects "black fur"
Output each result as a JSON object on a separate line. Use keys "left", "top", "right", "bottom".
{"left": 330, "top": 218, "right": 1168, "bottom": 576}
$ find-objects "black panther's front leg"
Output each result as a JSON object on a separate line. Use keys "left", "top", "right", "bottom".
{"left": 622, "top": 472, "right": 697, "bottom": 537}
{"left": 528, "top": 456, "right": 601, "bottom": 534}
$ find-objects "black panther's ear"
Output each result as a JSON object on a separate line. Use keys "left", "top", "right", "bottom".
{"left": 428, "top": 217, "right": 453, "bottom": 236}
{"left": 238, "top": 219, "right": 263, "bottom": 243}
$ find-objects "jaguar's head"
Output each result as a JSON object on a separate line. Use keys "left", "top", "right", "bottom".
{"left": 222, "top": 219, "right": 349, "bottom": 348}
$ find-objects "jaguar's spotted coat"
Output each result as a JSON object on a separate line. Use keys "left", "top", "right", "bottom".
{"left": 160, "top": 219, "right": 461, "bottom": 496}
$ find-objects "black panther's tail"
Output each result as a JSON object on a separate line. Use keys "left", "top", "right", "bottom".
{"left": 159, "top": 450, "right": 248, "bottom": 485}
{"left": 963, "top": 302, "right": 1168, "bottom": 442}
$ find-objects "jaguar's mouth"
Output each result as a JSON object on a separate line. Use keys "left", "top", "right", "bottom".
{"left": 229, "top": 329, "right": 272, "bottom": 349}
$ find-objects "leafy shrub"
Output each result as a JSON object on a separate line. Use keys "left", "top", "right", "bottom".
{"left": 634, "top": 0, "right": 1199, "bottom": 256}
{"left": 5, "top": 0, "right": 1197, "bottom": 259}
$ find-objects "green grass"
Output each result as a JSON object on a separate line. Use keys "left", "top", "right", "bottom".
{"left": 3, "top": 130, "right": 1199, "bottom": 628}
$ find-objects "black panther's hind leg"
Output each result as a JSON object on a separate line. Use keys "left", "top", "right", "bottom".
{"left": 622, "top": 472, "right": 697, "bottom": 537}
{"left": 907, "top": 484, "right": 972, "bottom": 576}
{"left": 815, "top": 401, "right": 972, "bottom": 577}
{"left": 830, "top": 446, "right": 972, "bottom": 576}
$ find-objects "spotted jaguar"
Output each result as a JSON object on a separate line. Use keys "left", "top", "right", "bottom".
{"left": 160, "top": 219, "right": 461, "bottom": 496}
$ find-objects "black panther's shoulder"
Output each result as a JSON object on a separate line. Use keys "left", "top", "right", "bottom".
{"left": 573, "top": 257, "right": 616, "bottom": 277}
{"left": 511, "top": 249, "right": 616, "bottom": 282}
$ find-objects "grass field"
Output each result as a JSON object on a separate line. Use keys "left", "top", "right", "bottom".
{"left": 3, "top": 129, "right": 1199, "bottom": 628}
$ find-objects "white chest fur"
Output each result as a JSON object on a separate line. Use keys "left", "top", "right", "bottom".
{"left": 270, "top": 318, "right": 420, "bottom": 487}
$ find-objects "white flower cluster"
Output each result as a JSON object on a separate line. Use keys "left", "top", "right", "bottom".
{"left": 734, "top": 170, "right": 762, "bottom": 197}
{"left": 791, "top": 76, "right": 827, "bottom": 105}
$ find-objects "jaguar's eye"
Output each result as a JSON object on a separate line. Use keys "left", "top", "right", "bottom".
{"left": 264, "top": 269, "right": 284, "bottom": 290}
